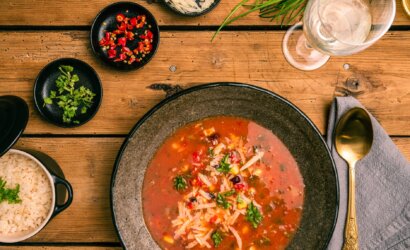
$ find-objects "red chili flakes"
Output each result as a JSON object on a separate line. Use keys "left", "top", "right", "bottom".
{"left": 99, "top": 13, "right": 154, "bottom": 64}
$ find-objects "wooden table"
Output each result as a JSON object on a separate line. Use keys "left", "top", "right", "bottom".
{"left": 0, "top": 1, "right": 409, "bottom": 249}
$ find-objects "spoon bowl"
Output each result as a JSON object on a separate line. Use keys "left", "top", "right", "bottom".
{"left": 335, "top": 108, "right": 373, "bottom": 164}
{"left": 334, "top": 107, "right": 373, "bottom": 250}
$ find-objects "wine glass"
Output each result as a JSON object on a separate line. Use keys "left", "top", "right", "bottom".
{"left": 282, "top": 0, "right": 396, "bottom": 71}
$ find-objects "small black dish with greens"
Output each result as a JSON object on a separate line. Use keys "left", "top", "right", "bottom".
{"left": 33, "top": 58, "right": 102, "bottom": 128}
{"left": 90, "top": 2, "right": 160, "bottom": 71}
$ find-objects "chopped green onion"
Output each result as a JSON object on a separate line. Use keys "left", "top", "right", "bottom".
{"left": 246, "top": 202, "right": 263, "bottom": 228}
{"left": 173, "top": 175, "right": 187, "bottom": 191}
{"left": 211, "top": 230, "right": 223, "bottom": 247}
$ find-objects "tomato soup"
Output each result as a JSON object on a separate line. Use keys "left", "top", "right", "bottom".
{"left": 143, "top": 116, "right": 304, "bottom": 250}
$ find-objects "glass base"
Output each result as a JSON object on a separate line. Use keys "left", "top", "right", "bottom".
{"left": 282, "top": 22, "right": 330, "bottom": 71}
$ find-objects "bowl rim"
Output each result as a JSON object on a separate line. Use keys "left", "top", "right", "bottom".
{"left": 0, "top": 149, "right": 56, "bottom": 243}
{"left": 160, "top": 0, "right": 221, "bottom": 17}
{"left": 110, "top": 82, "right": 339, "bottom": 249}
{"left": 90, "top": 1, "right": 161, "bottom": 71}
{"left": 33, "top": 57, "right": 103, "bottom": 128}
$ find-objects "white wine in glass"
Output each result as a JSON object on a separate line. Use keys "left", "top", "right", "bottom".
{"left": 282, "top": 0, "right": 396, "bottom": 71}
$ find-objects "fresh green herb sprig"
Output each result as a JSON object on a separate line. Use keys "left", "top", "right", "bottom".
{"left": 211, "top": 230, "right": 223, "bottom": 247}
{"left": 212, "top": 0, "right": 307, "bottom": 41}
{"left": 216, "top": 193, "right": 231, "bottom": 209}
{"left": 216, "top": 154, "right": 231, "bottom": 174}
{"left": 216, "top": 190, "right": 236, "bottom": 209}
{"left": 246, "top": 202, "right": 263, "bottom": 228}
{"left": 44, "top": 65, "right": 96, "bottom": 124}
{"left": 173, "top": 175, "right": 187, "bottom": 191}
{"left": 0, "top": 178, "right": 22, "bottom": 204}
{"left": 222, "top": 189, "right": 236, "bottom": 197}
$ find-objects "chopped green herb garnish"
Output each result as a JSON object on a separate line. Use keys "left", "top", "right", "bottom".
{"left": 0, "top": 178, "right": 22, "bottom": 204}
{"left": 222, "top": 189, "right": 236, "bottom": 197}
{"left": 207, "top": 148, "right": 214, "bottom": 158}
{"left": 43, "top": 65, "right": 96, "bottom": 124}
{"left": 211, "top": 230, "right": 223, "bottom": 247}
{"left": 173, "top": 175, "right": 187, "bottom": 191}
{"left": 216, "top": 193, "right": 231, "bottom": 209}
{"left": 216, "top": 154, "right": 230, "bottom": 173}
{"left": 246, "top": 202, "right": 263, "bottom": 228}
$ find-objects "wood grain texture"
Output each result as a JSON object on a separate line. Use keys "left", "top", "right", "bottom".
{"left": 0, "top": 31, "right": 409, "bottom": 135}
{"left": 5, "top": 137, "right": 410, "bottom": 243}
{"left": 0, "top": 0, "right": 408, "bottom": 26}
{"left": 13, "top": 138, "right": 123, "bottom": 243}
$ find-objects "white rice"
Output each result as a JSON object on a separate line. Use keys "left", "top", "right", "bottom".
{"left": 0, "top": 152, "right": 52, "bottom": 235}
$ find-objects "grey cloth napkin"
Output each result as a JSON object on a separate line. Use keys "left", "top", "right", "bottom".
{"left": 326, "top": 96, "right": 410, "bottom": 250}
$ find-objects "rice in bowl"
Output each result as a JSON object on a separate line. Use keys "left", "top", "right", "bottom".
{"left": 0, "top": 151, "right": 53, "bottom": 236}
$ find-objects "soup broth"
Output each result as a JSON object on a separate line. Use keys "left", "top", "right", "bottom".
{"left": 143, "top": 116, "right": 305, "bottom": 250}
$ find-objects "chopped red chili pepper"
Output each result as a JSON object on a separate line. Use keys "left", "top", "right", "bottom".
{"left": 126, "top": 31, "right": 135, "bottom": 41}
{"left": 137, "top": 42, "right": 144, "bottom": 52}
{"left": 209, "top": 215, "right": 218, "bottom": 224}
{"left": 143, "top": 42, "right": 153, "bottom": 53}
{"left": 117, "top": 37, "right": 127, "bottom": 47}
{"left": 128, "top": 57, "right": 136, "bottom": 64}
{"left": 108, "top": 40, "right": 116, "bottom": 47}
{"left": 99, "top": 39, "right": 107, "bottom": 46}
{"left": 130, "top": 17, "right": 137, "bottom": 26}
{"left": 117, "top": 22, "right": 127, "bottom": 31}
{"left": 122, "top": 47, "right": 131, "bottom": 53}
{"left": 107, "top": 49, "right": 117, "bottom": 59}
{"left": 136, "top": 15, "right": 146, "bottom": 28}
{"left": 234, "top": 183, "right": 247, "bottom": 191}
{"left": 116, "top": 13, "right": 125, "bottom": 22}
{"left": 140, "top": 30, "right": 154, "bottom": 40}
{"left": 105, "top": 32, "right": 111, "bottom": 41}
{"left": 114, "top": 53, "right": 127, "bottom": 62}
{"left": 98, "top": 12, "right": 154, "bottom": 65}
{"left": 190, "top": 177, "right": 204, "bottom": 187}
{"left": 113, "top": 29, "right": 123, "bottom": 35}
{"left": 186, "top": 202, "right": 194, "bottom": 210}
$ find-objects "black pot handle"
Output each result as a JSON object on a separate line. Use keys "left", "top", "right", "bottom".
{"left": 52, "top": 175, "right": 73, "bottom": 218}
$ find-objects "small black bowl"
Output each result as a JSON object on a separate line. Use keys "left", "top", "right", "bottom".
{"left": 33, "top": 58, "right": 103, "bottom": 128}
{"left": 161, "top": 0, "right": 221, "bottom": 17}
{"left": 90, "top": 2, "right": 160, "bottom": 71}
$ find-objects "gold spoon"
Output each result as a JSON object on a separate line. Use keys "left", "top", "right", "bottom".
{"left": 403, "top": 0, "right": 410, "bottom": 17}
{"left": 335, "top": 107, "right": 373, "bottom": 250}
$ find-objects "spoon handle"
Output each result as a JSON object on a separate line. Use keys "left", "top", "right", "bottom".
{"left": 343, "top": 163, "right": 359, "bottom": 250}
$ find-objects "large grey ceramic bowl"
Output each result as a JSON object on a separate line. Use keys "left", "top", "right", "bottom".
{"left": 111, "top": 83, "right": 339, "bottom": 249}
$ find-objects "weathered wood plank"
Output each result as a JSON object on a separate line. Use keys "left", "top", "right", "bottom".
{"left": 5, "top": 137, "right": 410, "bottom": 242}
{"left": 13, "top": 138, "right": 123, "bottom": 243}
{"left": 0, "top": 0, "right": 408, "bottom": 26}
{"left": 0, "top": 31, "right": 409, "bottom": 135}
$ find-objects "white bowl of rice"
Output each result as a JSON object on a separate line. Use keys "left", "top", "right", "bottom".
{"left": 0, "top": 149, "right": 72, "bottom": 243}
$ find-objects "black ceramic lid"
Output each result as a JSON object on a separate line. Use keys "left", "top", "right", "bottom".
{"left": 0, "top": 96, "right": 29, "bottom": 157}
